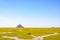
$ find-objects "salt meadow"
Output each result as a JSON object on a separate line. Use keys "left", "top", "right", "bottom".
{"left": 0, "top": 28, "right": 60, "bottom": 40}
{"left": 2, "top": 32, "right": 59, "bottom": 40}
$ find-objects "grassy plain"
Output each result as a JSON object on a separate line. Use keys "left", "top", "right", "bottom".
{"left": 0, "top": 28, "right": 60, "bottom": 40}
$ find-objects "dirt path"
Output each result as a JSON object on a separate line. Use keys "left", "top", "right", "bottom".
{"left": 2, "top": 32, "right": 59, "bottom": 40}
{"left": 0, "top": 32, "right": 12, "bottom": 34}
{"left": 32, "top": 32, "right": 59, "bottom": 40}
{"left": 2, "top": 36, "right": 24, "bottom": 40}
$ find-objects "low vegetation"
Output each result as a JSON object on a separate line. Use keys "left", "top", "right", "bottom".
{"left": 0, "top": 28, "right": 60, "bottom": 40}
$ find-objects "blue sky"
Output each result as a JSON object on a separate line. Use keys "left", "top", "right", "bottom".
{"left": 0, "top": 0, "right": 60, "bottom": 27}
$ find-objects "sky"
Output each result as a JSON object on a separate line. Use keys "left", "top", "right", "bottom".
{"left": 0, "top": 0, "right": 60, "bottom": 28}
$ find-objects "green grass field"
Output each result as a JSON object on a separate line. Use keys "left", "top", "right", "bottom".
{"left": 0, "top": 28, "right": 60, "bottom": 40}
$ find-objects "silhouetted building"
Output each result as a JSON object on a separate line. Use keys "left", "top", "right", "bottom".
{"left": 16, "top": 24, "right": 24, "bottom": 28}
